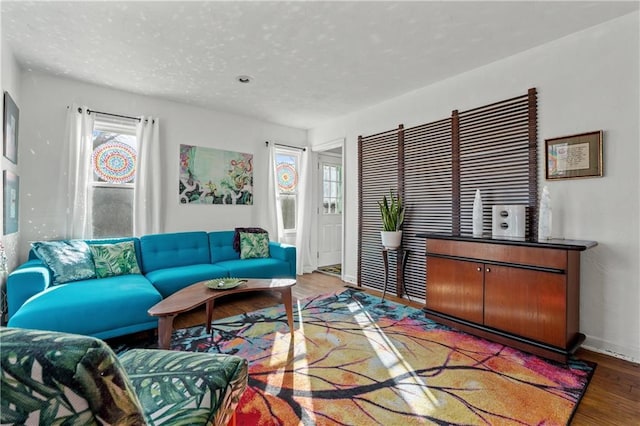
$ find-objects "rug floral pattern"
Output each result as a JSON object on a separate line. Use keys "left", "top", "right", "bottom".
{"left": 170, "top": 289, "right": 594, "bottom": 425}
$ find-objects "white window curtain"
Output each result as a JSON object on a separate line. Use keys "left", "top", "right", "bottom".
{"left": 61, "top": 105, "right": 94, "bottom": 239}
{"left": 295, "top": 149, "right": 314, "bottom": 274}
{"left": 267, "top": 143, "right": 285, "bottom": 242}
{"left": 134, "top": 117, "right": 162, "bottom": 236}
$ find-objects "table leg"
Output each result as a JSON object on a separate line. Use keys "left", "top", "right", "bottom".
{"left": 381, "top": 249, "right": 389, "bottom": 301}
{"left": 280, "top": 288, "right": 295, "bottom": 336}
{"left": 157, "top": 315, "right": 175, "bottom": 350}
{"left": 206, "top": 300, "right": 215, "bottom": 333}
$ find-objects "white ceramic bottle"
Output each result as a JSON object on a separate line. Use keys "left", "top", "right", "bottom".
{"left": 472, "top": 189, "right": 483, "bottom": 236}
{"left": 538, "top": 186, "right": 552, "bottom": 240}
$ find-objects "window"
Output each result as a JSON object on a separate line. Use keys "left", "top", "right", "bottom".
{"left": 322, "top": 163, "right": 342, "bottom": 214}
{"left": 90, "top": 116, "right": 138, "bottom": 237}
{"left": 275, "top": 149, "right": 300, "bottom": 231}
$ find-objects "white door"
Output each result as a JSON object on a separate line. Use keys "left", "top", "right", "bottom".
{"left": 317, "top": 153, "right": 343, "bottom": 266}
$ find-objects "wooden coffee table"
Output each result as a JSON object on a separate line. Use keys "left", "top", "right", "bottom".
{"left": 148, "top": 278, "right": 296, "bottom": 349}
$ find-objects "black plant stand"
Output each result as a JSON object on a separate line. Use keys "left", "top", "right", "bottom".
{"left": 381, "top": 248, "right": 410, "bottom": 302}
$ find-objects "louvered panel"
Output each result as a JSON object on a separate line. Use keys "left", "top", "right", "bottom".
{"left": 358, "top": 89, "right": 537, "bottom": 299}
{"left": 403, "top": 118, "right": 452, "bottom": 300}
{"left": 458, "top": 93, "right": 533, "bottom": 236}
{"left": 359, "top": 129, "right": 400, "bottom": 293}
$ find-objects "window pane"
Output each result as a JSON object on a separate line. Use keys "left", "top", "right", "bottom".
{"left": 276, "top": 153, "right": 298, "bottom": 194}
{"left": 92, "top": 130, "right": 137, "bottom": 184}
{"left": 91, "top": 186, "right": 133, "bottom": 237}
{"left": 281, "top": 195, "right": 296, "bottom": 230}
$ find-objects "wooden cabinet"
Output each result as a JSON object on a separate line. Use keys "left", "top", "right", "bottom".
{"left": 420, "top": 235, "right": 596, "bottom": 362}
{"left": 426, "top": 257, "right": 483, "bottom": 324}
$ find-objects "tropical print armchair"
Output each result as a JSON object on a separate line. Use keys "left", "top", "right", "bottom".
{"left": 0, "top": 327, "right": 248, "bottom": 425}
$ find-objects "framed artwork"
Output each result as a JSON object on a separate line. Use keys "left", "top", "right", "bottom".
{"left": 179, "top": 144, "right": 253, "bottom": 205}
{"left": 545, "top": 130, "right": 603, "bottom": 180}
{"left": 3, "top": 170, "right": 19, "bottom": 235}
{"left": 3, "top": 92, "right": 19, "bottom": 164}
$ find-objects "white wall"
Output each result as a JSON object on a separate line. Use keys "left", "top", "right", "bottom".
{"left": 1, "top": 39, "right": 22, "bottom": 274}
{"left": 309, "top": 12, "right": 640, "bottom": 362}
{"left": 17, "top": 71, "right": 307, "bottom": 262}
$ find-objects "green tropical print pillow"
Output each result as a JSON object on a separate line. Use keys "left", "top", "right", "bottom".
{"left": 0, "top": 328, "right": 145, "bottom": 425}
{"left": 89, "top": 241, "right": 142, "bottom": 278}
{"left": 239, "top": 231, "right": 270, "bottom": 259}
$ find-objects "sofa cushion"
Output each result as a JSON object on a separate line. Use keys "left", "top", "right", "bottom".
{"left": 214, "top": 258, "right": 292, "bottom": 279}
{"left": 239, "top": 232, "right": 270, "bottom": 259}
{"left": 209, "top": 231, "right": 240, "bottom": 263}
{"left": 31, "top": 240, "right": 96, "bottom": 285}
{"left": 140, "top": 232, "right": 210, "bottom": 273}
{"left": 7, "top": 274, "right": 161, "bottom": 339}
{"left": 145, "top": 264, "right": 229, "bottom": 298}
{"left": 90, "top": 241, "right": 142, "bottom": 278}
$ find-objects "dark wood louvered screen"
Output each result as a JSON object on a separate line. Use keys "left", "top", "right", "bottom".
{"left": 358, "top": 89, "right": 537, "bottom": 300}
{"left": 403, "top": 118, "right": 452, "bottom": 300}
{"left": 458, "top": 90, "right": 538, "bottom": 236}
{"left": 359, "top": 128, "right": 401, "bottom": 293}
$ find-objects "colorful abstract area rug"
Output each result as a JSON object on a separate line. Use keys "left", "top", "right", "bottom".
{"left": 168, "top": 289, "right": 595, "bottom": 425}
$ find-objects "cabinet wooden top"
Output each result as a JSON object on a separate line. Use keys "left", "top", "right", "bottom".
{"left": 416, "top": 233, "right": 597, "bottom": 251}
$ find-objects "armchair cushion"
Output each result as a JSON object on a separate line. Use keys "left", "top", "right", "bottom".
{"left": 1, "top": 328, "right": 249, "bottom": 426}
{"left": 0, "top": 327, "right": 145, "bottom": 425}
{"left": 120, "top": 349, "right": 248, "bottom": 426}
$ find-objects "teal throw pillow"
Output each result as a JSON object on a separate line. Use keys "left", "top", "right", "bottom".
{"left": 89, "top": 241, "right": 142, "bottom": 278}
{"left": 239, "top": 232, "right": 270, "bottom": 259}
{"left": 32, "top": 240, "right": 96, "bottom": 285}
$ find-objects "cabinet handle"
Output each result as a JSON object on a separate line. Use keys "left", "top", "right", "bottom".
{"left": 477, "top": 267, "right": 482, "bottom": 272}
{"left": 486, "top": 267, "right": 491, "bottom": 273}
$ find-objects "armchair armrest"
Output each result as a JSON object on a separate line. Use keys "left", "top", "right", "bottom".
{"left": 269, "top": 242, "right": 297, "bottom": 276}
{"left": 119, "top": 349, "right": 248, "bottom": 426}
{"left": 6, "top": 260, "right": 52, "bottom": 319}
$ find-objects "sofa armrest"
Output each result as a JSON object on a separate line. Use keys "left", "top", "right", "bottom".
{"left": 269, "top": 242, "right": 296, "bottom": 276}
{"left": 119, "top": 349, "right": 248, "bottom": 426}
{"left": 7, "top": 260, "right": 52, "bottom": 319}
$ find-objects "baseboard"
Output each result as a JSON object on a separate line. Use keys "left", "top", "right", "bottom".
{"left": 583, "top": 335, "right": 640, "bottom": 364}
{"left": 343, "top": 274, "right": 357, "bottom": 285}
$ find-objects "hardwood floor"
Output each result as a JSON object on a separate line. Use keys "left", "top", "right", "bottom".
{"left": 171, "top": 272, "right": 639, "bottom": 425}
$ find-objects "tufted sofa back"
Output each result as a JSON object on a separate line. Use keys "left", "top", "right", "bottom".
{"left": 140, "top": 231, "right": 210, "bottom": 273}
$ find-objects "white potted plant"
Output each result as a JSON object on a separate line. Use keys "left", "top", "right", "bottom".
{"left": 378, "top": 190, "right": 405, "bottom": 249}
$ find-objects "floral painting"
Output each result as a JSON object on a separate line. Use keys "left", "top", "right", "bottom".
{"left": 179, "top": 144, "right": 253, "bottom": 205}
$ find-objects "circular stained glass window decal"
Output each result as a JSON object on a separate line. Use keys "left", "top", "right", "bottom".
{"left": 277, "top": 163, "right": 298, "bottom": 191}
{"left": 92, "top": 142, "right": 137, "bottom": 183}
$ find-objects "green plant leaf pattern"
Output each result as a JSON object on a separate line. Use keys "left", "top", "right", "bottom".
{"left": 1, "top": 328, "right": 248, "bottom": 426}
{"left": 239, "top": 232, "right": 270, "bottom": 259}
{"left": 0, "top": 327, "right": 145, "bottom": 425}
{"left": 120, "top": 349, "right": 248, "bottom": 426}
{"left": 89, "top": 241, "right": 142, "bottom": 278}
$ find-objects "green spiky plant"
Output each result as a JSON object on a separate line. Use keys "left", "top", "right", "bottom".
{"left": 378, "top": 190, "right": 405, "bottom": 231}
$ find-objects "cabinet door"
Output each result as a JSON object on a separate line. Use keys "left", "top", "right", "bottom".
{"left": 426, "top": 256, "right": 484, "bottom": 324}
{"left": 484, "top": 265, "right": 567, "bottom": 348}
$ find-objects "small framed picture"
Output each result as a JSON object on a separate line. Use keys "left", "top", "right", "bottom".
{"left": 545, "top": 130, "right": 603, "bottom": 180}
{"left": 3, "top": 170, "right": 19, "bottom": 235}
{"left": 3, "top": 92, "right": 19, "bottom": 164}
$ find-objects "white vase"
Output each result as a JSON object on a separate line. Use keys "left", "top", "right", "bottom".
{"left": 381, "top": 231, "right": 402, "bottom": 249}
{"left": 538, "top": 186, "right": 552, "bottom": 240}
{"left": 472, "top": 189, "right": 483, "bottom": 236}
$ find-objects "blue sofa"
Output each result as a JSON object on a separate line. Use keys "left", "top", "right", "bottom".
{"left": 6, "top": 231, "right": 296, "bottom": 339}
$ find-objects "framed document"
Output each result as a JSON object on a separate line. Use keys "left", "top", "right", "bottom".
{"left": 545, "top": 130, "right": 603, "bottom": 180}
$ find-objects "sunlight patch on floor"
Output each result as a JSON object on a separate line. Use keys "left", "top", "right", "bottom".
{"left": 348, "top": 300, "right": 439, "bottom": 415}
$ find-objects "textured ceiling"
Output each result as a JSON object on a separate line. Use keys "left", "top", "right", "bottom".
{"left": 2, "top": 1, "right": 638, "bottom": 129}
